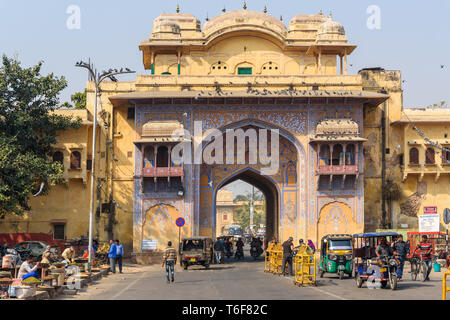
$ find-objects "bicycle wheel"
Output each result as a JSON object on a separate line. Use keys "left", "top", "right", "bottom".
{"left": 420, "top": 262, "right": 428, "bottom": 282}
{"left": 410, "top": 260, "right": 418, "bottom": 281}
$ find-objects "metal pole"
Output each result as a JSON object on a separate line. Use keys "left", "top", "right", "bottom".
{"left": 250, "top": 186, "right": 255, "bottom": 233}
{"left": 87, "top": 83, "right": 98, "bottom": 271}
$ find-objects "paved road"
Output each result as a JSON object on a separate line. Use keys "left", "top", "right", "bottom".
{"left": 58, "top": 247, "right": 445, "bottom": 300}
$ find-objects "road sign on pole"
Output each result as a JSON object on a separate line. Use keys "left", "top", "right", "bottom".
{"left": 176, "top": 217, "right": 185, "bottom": 251}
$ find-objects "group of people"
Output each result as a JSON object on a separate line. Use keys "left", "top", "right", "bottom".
{"left": 15, "top": 239, "right": 125, "bottom": 281}
{"left": 213, "top": 237, "right": 247, "bottom": 263}
{"left": 376, "top": 234, "right": 433, "bottom": 281}
{"left": 273, "top": 237, "right": 316, "bottom": 277}
{"left": 108, "top": 239, "right": 124, "bottom": 274}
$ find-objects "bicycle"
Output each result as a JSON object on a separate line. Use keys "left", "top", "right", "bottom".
{"left": 410, "top": 252, "right": 431, "bottom": 282}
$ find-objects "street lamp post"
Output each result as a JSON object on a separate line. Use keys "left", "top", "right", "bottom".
{"left": 75, "top": 60, "right": 135, "bottom": 271}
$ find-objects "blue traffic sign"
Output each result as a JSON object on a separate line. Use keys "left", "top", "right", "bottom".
{"left": 176, "top": 217, "right": 185, "bottom": 227}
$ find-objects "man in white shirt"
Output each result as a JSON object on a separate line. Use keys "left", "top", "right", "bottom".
{"left": 18, "top": 256, "right": 40, "bottom": 280}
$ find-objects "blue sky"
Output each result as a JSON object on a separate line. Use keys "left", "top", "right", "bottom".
{"left": 0, "top": 0, "right": 449, "bottom": 108}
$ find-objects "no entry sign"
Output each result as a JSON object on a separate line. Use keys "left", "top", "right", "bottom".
{"left": 176, "top": 217, "right": 185, "bottom": 227}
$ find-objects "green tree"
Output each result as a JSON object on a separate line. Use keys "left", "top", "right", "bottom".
{"left": 62, "top": 89, "right": 87, "bottom": 110}
{"left": 234, "top": 190, "right": 265, "bottom": 230}
{"left": 0, "top": 55, "right": 81, "bottom": 216}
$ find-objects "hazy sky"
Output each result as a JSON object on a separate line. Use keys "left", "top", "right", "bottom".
{"left": 1, "top": 0, "right": 449, "bottom": 108}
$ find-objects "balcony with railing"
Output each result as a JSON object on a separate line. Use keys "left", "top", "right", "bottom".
{"left": 142, "top": 166, "right": 184, "bottom": 177}
{"left": 317, "top": 165, "right": 358, "bottom": 175}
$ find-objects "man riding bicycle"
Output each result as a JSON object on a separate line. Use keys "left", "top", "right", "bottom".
{"left": 414, "top": 235, "right": 433, "bottom": 281}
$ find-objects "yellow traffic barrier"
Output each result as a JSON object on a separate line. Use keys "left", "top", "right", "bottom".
{"left": 264, "top": 243, "right": 274, "bottom": 273}
{"left": 270, "top": 244, "right": 283, "bottom": 275}
{"left": 443, "top": 270, "right": 450, "bottom": 300}
{"left": 293, "top": 245, "right": 316, "bottom": 286}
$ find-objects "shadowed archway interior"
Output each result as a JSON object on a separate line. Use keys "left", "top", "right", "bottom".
{"left": 214, "top": 169, "right": 279, "bottom": 241}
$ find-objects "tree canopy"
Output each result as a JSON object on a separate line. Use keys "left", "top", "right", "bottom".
{"left": 0, "top": 55, "right": 81, "bottom": 216}
{"left": 61, "top": 89, "right": 86, "bottom": 110}
{"left": 234, "top": 190, "right": 266, "bottom": 230}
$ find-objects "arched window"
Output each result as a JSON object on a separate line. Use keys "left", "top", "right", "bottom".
{"left": 409, "top": 148, "right": 419, "bottom": 165}
{"left": 332, "top": 144, "right": 343, "bottom": 166}
{"left": 425, "top": 147, "right": 435, "bottom": 164}
{"left": 144, "top": 146, "right": 155, "bottom": 168}
{"left": 53, "top": 151, "right": 64, "bottom": 165}
{"left": 319, "top": 145, "right": 330, "bottom": 166}
{"left": 345, "top": 144, "right": 356, "bottom": 165}
{"left": 156, "top": 146, "right": 169, "bottom": 167}
{"left": 70, "top": 151, "right": 81, "bottom": 169}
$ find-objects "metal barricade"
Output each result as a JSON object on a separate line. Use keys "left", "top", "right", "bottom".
{"left": 270, "top": 244, "right": 283, "bottom": 275}
{"left": 293, "top": 245, "right": 316, "bottom": 286}
{"left": 443, "top": 270, "right": 450, "bottom": 300}
{"left": 264, "top": 243, "right": 274, "bottom": 273}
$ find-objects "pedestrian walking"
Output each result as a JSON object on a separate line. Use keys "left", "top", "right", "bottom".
{"left": 162, "top": 241, "right": 177, "bottom": 283}
{"left": 392, "top": 235, "right": 409, "bottom": 281}
{"left": 282, "top": 237, "right": 294, "bottom": 276}
{"left": 115, "top": 239, "right": 124, "bottom": 273}
{"left": 214, "top": 239, "right": 224, "bottom": 264}
{"left": 415, "top": 235, "right": 433, "bottom": 281}
{"left": 108, "top": 239, "right": 117, "bottom": 273}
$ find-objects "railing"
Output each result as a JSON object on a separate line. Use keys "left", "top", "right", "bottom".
{"left": 142, "top": 166, "right": 184, "bottom": 177}
{"left": 317, "top": 165, "right": 358, "bottom": 175}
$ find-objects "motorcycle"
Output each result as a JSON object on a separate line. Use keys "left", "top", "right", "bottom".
{"left": 235, "top": 247, "right": 244, "bottom": 260}
{"left": 250, "top": 245, "right": 263, "bottom": 260}
{"left": 225, "top": 247, "right": 233, "bottom": 258}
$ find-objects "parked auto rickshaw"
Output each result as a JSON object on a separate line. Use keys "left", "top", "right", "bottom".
{"left": 318, "top": 234, "right": 353, "bottom": 279}
{"left": 179, "top": 237, "right": 214, "bottom": 270}
{"left": 352, "top": 232, "right": 400, "bottom": 290}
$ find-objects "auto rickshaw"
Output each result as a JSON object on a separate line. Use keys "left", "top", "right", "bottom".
{"left": 352, "top": 232, "right": 400, "bottom": 290}
{"left": 318, "top": 234, "right": 353, "bottom": 279}
{"left": 179, "top": 237, "right": 214, "bottom": 270}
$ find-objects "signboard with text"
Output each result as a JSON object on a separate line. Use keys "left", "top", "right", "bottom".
{"left": 418, "top": 214, "right": 440, "bottom": 233}
{"left": 142, "top": 239, "right": 157, "bottom": 251}
{"left": 424, "top": 206, "right": 437, "bottom": 214}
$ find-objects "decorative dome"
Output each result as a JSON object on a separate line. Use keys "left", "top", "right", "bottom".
{"left": 316, "top": 18, "right": 346, "bottom": 42}
{"left": 315, "top": 119, "right": 359, "bottom": 138}
{"left": 153, "top": 20, "right": 181, "bottom": 34}
{"left": 142, "top": 120, "right": 184, "bottom": 138}
{"left": 203, "top": 10, "right": 287, "bottom": 38}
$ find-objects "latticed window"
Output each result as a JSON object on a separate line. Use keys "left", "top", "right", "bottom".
{"left": 425, "top": 147, "right": 435, "bottom": 164}
{"left": 409, "top": 148, "right": 419, "bottom": 165}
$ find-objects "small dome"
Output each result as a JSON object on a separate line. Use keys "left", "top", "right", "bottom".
{"left": 153, "top": 20, "right": 181, "bottom": 34}
{"left": 317, "top": 18, "right": 346, "bottom": 41}
{"left": 203, "top": 10, "right": 287, "bottom": 37}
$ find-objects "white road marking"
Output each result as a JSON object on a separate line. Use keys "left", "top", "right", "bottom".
{"left": 110, "top": 271, "right": 149, "bottom": 300}
{"left": 310, "top": 286, "right": 347, "bottom": 300}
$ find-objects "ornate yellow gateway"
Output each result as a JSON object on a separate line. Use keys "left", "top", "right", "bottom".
{"left": 5, "top": 6, "right": 448, "bottom": 263}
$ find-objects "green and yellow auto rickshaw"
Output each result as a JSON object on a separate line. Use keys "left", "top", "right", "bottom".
{"left": 318, "top": 234, "right": 353, "bottom": 279}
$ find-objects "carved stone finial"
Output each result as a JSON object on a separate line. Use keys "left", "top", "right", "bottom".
{"left": 243, "top": 1, "right": 247, "bottom": 10}
{"left": 222, "top": 6, "right": 226, "bottom": 13}
{"left": 264, "top": 6, "right": 267, "bottom": 13}
{"left": 280, "top": 15, "right": 283, "bottom": 21}
{"left": 206, "top": 13, "right": 209, "bottom": 21}
{"left": 176, "top": 4, "right": 180, "bottom": 13}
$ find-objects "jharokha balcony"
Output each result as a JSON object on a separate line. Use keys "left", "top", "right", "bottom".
{"left": 317, "top": 165, "right": 358, "bottom": 175}
{"left": 142, "top": 166, "right": 184, "bottom": 177}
